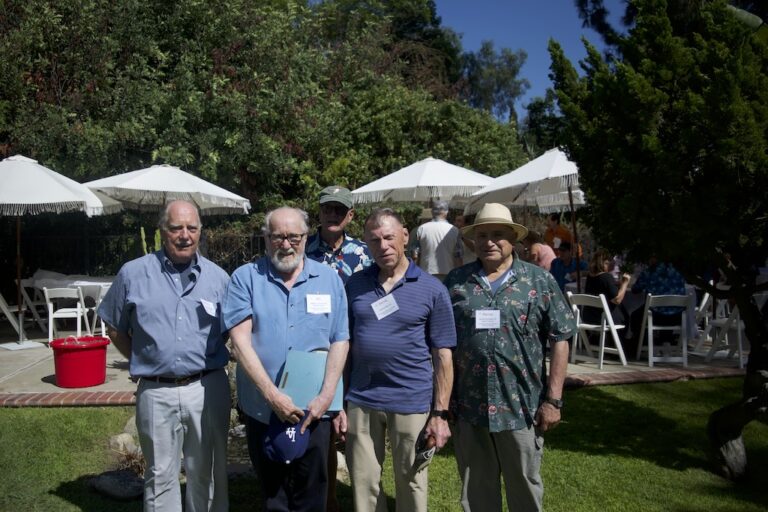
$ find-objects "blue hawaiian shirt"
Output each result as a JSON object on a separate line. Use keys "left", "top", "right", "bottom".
{"left": 306, "top": 230, "right": 372, "bottom": 284}
{"left": 631, "top": 262, "right": 686, "bottom": 316}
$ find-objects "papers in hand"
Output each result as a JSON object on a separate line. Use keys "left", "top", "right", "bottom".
{"left": 278, "top": 350, "right": 344, "bottom": 411}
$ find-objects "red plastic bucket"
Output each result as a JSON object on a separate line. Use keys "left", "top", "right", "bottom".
{"left": 50, "top": 336, "right": 111, "bottom": 388}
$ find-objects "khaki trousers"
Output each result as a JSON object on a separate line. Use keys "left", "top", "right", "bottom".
{"left": 346, "top": 403, "right": 430, "bottom": 512}
{"left": 454, "top": 420, "right": 544, "bottom": 512}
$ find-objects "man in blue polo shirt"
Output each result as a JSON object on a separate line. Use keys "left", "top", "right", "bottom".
{"left": 222, "top": 206, "right": 349, "bottom": 512}
{"left": 98, "top": 200, "right": 230, "bottom": 512}
{"left": 337, "top": 208, "right": 455, "bottom": 512}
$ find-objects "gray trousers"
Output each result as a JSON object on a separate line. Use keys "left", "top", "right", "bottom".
{"left": 454, "top": 420, "right": 544, "bottom": 512}
{"left": 136, "top": 369, "right": 230, "bottom": 512}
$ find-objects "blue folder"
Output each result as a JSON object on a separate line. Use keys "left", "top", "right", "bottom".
{"left": 277, "top": 350, "right": 344, "bottom": 411}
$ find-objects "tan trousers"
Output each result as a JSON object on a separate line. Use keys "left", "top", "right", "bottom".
{"left": 346, "top": 403, "right": 430, "bottom": 512}
{"left": 454, "top": 420, "right": 544, "bottom": 512}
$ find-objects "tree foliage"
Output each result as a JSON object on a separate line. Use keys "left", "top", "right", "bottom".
{"left": 0, "top": 0, "right": 527, "bottom": 215}
{"left": 551, "top": 0, "right": 768, "bottom": 370}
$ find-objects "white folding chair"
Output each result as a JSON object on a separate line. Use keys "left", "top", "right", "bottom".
{"left": 636, "top": 294, "right": 688, "bottom": 367}
{"left": 0, "top": 292, "right": 27, "bottom": 341}
{"left": 567, "top": 291, "right": 627, "bottom": 369}
{"left": 88, "top": 284, "right": 112, "bottom": 337}
{"left": 43, "top": 287, "right": 91, "bottom": 343}
{"left": 691, "top": 287, "right": 714, "bottom": 354}
{"left": 704, "top": 292, "right": 768, "bottom": 369}
{"left": 17, "top": 279, "right": 48, "bottom": 333}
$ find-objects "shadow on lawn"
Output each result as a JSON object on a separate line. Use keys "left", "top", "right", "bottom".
{"left": 552, "top": 386, "right": 706, "bottom": 472}
{"left": 51, "top": 475, "right": 140, "bottom": 512}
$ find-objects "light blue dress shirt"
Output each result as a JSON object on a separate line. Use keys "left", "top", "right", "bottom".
{"left": 222, "top": 256, "right": 349, "bottom": 423}
{"left": 97, "top": 251, "right": 230, "bottom": 378}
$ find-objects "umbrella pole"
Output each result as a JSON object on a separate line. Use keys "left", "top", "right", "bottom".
{"left": 567, "top": 186, "right": 582, "bottom": 293}
{"left": 16, "top": 216, "right": 25, "bottom": 343}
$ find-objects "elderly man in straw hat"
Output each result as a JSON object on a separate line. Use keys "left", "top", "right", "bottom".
{"left": 443, "top": 203, "right": 576, "bottom": 512}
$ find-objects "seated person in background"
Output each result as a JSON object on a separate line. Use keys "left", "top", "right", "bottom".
{"left": 523, "top": 230, "right": 556, "bottom": 271}
{"left": 583, "top": 250, "right": 631, "bottom": 331}
{"left": 550, "top": 242, "right": 587, "bottom": 291}
{"left": 629, "top": 256, "right": 686, "bottom": 347}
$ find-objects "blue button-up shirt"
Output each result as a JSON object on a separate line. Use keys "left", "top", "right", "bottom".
{"left": 306, "top": 230, "right": 372, "bottom": 284}
{"left": 222, "top": 256, "right": 349, "bottom": 422}
{"left": 97, "top": 251, "right": 230, "bottom": 378}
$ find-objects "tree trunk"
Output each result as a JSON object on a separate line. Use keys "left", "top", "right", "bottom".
{"left": 706, "top": 291, "right": 768, "bottom": 481}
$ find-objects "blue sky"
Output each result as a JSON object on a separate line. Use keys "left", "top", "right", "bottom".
{"left": 434, "top": 0, "right": 626, "bottom": 116}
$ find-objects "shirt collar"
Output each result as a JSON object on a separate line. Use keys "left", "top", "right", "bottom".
{"left": 366, "top": 258, "right": 420, "bottom": 282}
{"left": 159, "top": 249, "right": 200, "bottom": 271}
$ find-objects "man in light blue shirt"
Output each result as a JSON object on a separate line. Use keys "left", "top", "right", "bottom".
{"left": 98, "top": 200, "right": 230, "bottom": 512}
{"left": 222, "top": 206, "right": 349, "bottom": 512}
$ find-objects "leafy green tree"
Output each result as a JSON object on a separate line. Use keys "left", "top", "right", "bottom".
{"left": 551, "top": 0, "right": 768, "bottom": 480}
{"left": 460, "top": 41, "right": 530, "bottom": 124}
{"left": 0, "top": 0, "right": 526, "bottom": 216}
{"left": 520, "top": 89, "right": 567, "bottom": 156}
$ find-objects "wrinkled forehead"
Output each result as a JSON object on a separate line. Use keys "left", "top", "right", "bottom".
{"left": 474, "top": 224, "right": 517, "bottom": 241}
{"left": 269, "top": 210, "right": 305, "bottom": 233}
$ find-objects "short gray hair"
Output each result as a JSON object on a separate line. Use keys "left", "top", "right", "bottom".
{"left": 158, "top": 200, "right": 202, "bottom": 231}
{"left": 262, "top": 206, "right": 309, "bottom": 235}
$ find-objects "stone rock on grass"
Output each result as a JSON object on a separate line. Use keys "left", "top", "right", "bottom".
{"left": 89, "top": 470, "right": 143, "bottom": 501}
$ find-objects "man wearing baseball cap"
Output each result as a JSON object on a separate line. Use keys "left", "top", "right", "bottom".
{"left": 444, "top": 203, "right": 576, "bottom": 511}
{"left": 306, "top": 185, "right": 372, "bottom": 511}
{"left": 306, "top": 185, "right": 372, "bottom": 284}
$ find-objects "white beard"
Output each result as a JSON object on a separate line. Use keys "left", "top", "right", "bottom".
{"left": 271, "top": 248, "right": 301, "bottom": 273}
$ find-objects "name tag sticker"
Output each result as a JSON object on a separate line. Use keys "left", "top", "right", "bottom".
{"left": 475, "top": 309, "right": 501, "bottom": 329}
{"left": 371, "top": 294, "right": 399, "bottom": 320}
{"left": 200, "top": 299, "right": 217, "bottom": 318}
{"left": 306, "top": 294, "right": 332, "bottom": 314}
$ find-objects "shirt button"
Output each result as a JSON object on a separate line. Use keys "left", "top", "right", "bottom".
{"left": 289, "top": 325, "right": 294, "bottom": 329}
{"left": 178, "top": 317, "right": 182, "bottom": 320}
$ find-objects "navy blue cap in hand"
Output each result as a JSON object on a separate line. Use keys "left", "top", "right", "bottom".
{"left": 263, "top": 411, "right": 311, "bottom": 464}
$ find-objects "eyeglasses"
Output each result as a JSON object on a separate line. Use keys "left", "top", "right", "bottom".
{"left": 268, "top": 233, "right": 306, "bottom": 245}
{"left": 320, "top": 204, "right": 350, "bottom": 216}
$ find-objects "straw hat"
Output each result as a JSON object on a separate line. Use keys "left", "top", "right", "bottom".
{"left": 461, "top": 203, "right": 528, "bottom": 241}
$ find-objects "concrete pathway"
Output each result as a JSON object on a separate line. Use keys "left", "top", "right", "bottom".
{"left": 0, "top": 325, "right": 745, "bottom": 408}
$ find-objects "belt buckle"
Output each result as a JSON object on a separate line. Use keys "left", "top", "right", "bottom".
{"left": 175, "top": 375, "right": 194, "bottom": 386}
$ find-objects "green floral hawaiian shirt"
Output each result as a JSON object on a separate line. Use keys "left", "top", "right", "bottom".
{"left": 444, "top": 256, "right": 575, "bottom": 432}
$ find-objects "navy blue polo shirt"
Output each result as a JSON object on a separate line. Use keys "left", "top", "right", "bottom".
{"left": 345, "top": 260, "right": 456, "bottom": 414}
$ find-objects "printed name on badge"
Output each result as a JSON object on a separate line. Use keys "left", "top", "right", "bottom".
{"left": 371, "top": 294, "right": 399, "bottom": 320}
{"left": 475, "top": 309, "right": 501, "bottom": 329}
{"left": 306, "top": 294, "right": 332, "bottom": 314}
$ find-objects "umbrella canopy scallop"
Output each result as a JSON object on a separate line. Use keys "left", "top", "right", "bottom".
{"left": 0, "top": 155, "right": 122, "bottom": 217}
{"left": 352, "top": 157, "right": 493, "bottom": 204}
{"left": 85, "top": 164, "right": 251, "bottom": 215}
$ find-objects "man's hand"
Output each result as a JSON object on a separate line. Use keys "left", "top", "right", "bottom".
{"left": 301, "top": 392, "right": 335, "bottom": 434}
{"left": 332, "top": 409, "right": 348, "bottom": 441}
{"left": 534, "top": 402, "right": 561, "bottom": 433}
{"left": 424, "top": 417, "right": 451, "bottom": 449}
{"left": 267, "top": 389, "right": 303, "bottom": 425}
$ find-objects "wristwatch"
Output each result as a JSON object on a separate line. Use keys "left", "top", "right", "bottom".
{"left": 430, "top": 409, "right": 450, "bottom": 420}
{"left": 543, "top": 397, "right": 564, "bottom": 409}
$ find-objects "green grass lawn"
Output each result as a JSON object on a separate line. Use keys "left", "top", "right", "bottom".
{"left": 0, "top": 377, "right": 765, "bottom": 511}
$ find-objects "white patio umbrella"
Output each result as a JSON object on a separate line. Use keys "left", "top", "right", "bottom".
{"left": 465, "top": 148, "right": 582, "bottom": 214}
{"left": 0, "top": 155, "right": 122, "bottom": 343}
{"left": 351, "top": 157, "right": 493, "bottom": 204}
{"left": 85, "top": 164, "right": 251, "bottom": 215}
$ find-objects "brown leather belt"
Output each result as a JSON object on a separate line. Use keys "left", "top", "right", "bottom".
{"left": 142, "top": 368, "right": 220, "bottom": 386}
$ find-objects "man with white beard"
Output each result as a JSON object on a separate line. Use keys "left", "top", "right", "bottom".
{"left": 222, "top": 206, "right": 350, "bottom": 511}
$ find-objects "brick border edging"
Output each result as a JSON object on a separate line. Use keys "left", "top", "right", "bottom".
{"left": 565, "top": 366, "right": 745, "bottom": 388}
{"left": 0, "top": 390, "right": 135, "bottom": 407}
{"left": 0, "top": 367, "right": 746, "bottom": 408}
